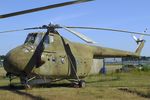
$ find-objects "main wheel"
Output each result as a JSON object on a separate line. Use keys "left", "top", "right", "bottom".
{"left": 79, "top": 80, "right": 85, "bottom": 88}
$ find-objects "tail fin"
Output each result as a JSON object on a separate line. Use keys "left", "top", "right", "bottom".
{"left": 135, "top": 40, "right": 145, "bottom": 56}
{"left": 132, "top": 29, "right": 147, "bottom": 56}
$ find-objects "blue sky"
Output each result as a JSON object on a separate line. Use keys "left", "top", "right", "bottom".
{"left": 0, "top": 0, "right": 150, "bottom": 56}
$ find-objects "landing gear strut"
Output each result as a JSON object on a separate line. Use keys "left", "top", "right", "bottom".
{"left": 6, "top": 73, "right": 13, "bottom": 87}
{"left": 68, "top": 56, "right": 86, "bottom": 88}
{"left": 71, "top": 80, "right": 86, "bottom": 88}
{"left": 20, "top": 76, "right": 31, "bottom": 89}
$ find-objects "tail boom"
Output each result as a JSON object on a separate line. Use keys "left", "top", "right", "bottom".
{"left": 92, "top": 41, "right": 145, "bottom": 58}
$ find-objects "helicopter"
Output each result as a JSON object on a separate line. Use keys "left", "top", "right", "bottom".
{"left": 0, "top": 0, "right": 150, "bottom": 88}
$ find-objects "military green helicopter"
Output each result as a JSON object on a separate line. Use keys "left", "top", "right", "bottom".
{"left": 0, "top": 0, "right": 150, "bottom": 88}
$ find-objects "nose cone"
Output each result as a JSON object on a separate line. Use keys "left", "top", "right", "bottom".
{"left": 4, "top": 45, "right": 36, "bottom": 75}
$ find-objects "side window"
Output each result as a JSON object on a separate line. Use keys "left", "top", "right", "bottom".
{"left": 35, "top": 34, "right": 42, "bottom": 45}
{"left": 49, "top": 35, "right": 54, "bottom": 43}
{"left": 24, "top": 33, "right": 37, "bottom": 44}
{"left": 44, "top": 35, "right": 49, "bottom": 48}
{"left": 44, "top": 35, "right": 54, "bottom": 48}
{"left": 44, "top": 35, "right": 49, "bottom": 44}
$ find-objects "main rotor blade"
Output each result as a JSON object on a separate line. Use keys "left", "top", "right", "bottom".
{"left": 0, "top": 0, "right": 94, "bottom": 19}
{"left": 65, "top": 26, "right": 150, "bottom": 36}
{"left": 0, "top": 26, "right": 48, "bottom": 33}
{"left": 0, "top": 27, "right": 39, "bottom": 33}
{"left": 61, "top": 25, "right": 96, "bottom": 43}
{"left": 0, "top": 29, "right": 26, "bottom": 33}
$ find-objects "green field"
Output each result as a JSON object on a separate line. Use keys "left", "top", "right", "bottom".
{"left": 0, "top": 67, "right": 150, "bottom": 100}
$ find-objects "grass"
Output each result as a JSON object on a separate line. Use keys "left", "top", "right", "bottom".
{"left": 0, "top": 67, "right": 150, "bottom": 100}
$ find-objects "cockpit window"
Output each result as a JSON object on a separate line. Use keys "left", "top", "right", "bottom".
{"left": 24, "top": 33, "right": 37, "bottom": 44}
{"left": 24, "top": 33, "right": 53, "bottom": 47}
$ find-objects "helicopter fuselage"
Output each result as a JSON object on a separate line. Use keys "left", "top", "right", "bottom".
{"left": 3, "top": 31, "right": 144, "bottom": 85}
{"left": 4, "top": 32, "right": 94, "bottom": 82}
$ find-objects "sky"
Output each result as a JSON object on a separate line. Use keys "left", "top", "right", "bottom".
{"left": 0, "top": 0, "right": 150, "bottom": 56}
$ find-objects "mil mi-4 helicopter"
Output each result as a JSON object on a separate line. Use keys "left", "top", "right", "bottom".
{"left": 0, "top": 0, "right": 150, "bottom": 88}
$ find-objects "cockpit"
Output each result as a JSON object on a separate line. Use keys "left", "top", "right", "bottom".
{"left": 24, "top": 33, "right": 54, "bottom": 46}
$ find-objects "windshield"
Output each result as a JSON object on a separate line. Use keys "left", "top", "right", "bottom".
{"left": 24, "top": 33, "right": 50, "bottom": 46}
{"left": 25, "top": 33, "right": 43, "bottom": 45}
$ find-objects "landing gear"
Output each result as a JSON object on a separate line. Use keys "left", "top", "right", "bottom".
{"left": 9, "top": 75, "right": 12, "bottom": 86}
{"left": 71, "top": 80, "right": 86, "bottom": 88}
{"left": 67, "top": 56, "right": 86, "bottom": 88}
{"left": 24, "top": 84, "right": 31, "bottom": 89}
{"left": 79, "top": 80, "right": 85, "bottom": 88}
{"left": 6, "top": 73, "right": 13, "bottom": 87}
{"left": 20, "top": 76, "right": 32, "bottom": 89}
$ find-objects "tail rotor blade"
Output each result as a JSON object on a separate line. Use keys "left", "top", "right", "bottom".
{"left": 132, "top": 34, "right": 138, "bottom": 41}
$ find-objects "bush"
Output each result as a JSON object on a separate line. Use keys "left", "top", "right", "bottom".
{"left": 119, "top": 65, "right": 136, "bottom": 72}
{"left": 117, "top": 64, "right": 150, "bottom": 73}
{"left": 141, "top": 65, "right": 150, "bottom": 72}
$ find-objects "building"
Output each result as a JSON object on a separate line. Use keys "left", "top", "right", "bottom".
{"left": 122, "top": 56, "right": 150, "bottom": 65}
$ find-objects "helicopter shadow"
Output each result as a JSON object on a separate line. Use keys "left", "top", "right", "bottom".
{"left": 0, "top": 85, "right": 45, "bottom": 100}
{"left": 32, "top": 83, "right": 73, "bottom": 88}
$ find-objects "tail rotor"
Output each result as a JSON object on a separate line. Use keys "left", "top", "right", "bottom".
{"left": 131, "top": 28, "right": 147, "bottom": 45}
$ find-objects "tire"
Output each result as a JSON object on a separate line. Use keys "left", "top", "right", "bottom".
{"left": 79, "top": 80, "right": 85, "bottom": 88}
